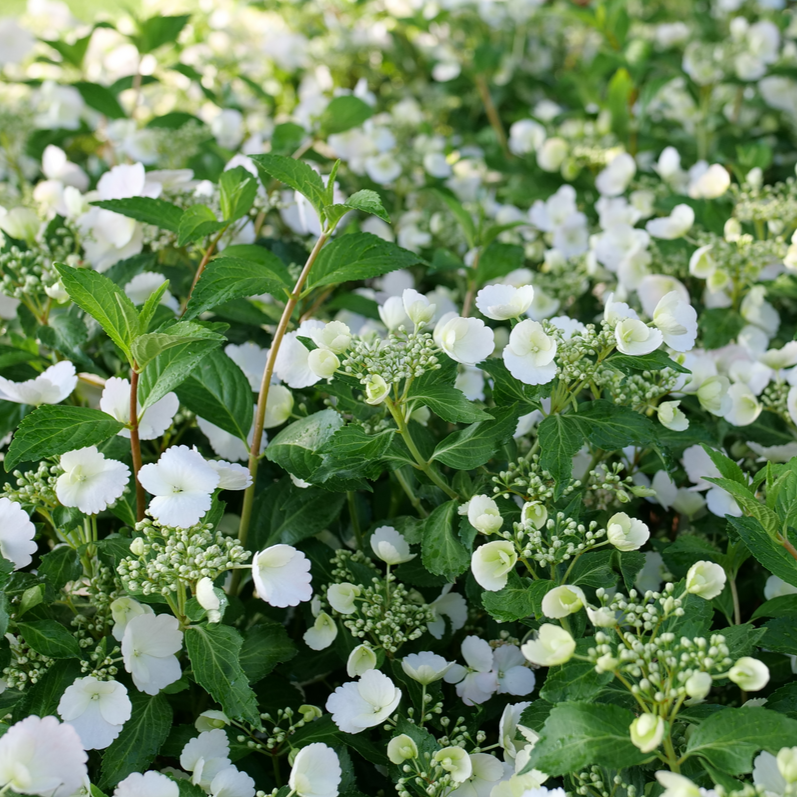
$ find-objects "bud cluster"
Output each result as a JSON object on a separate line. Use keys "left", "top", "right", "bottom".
{"left": 118, "top": 517, "right": 249, "bottom": 596}
{"left": 2, "top": 462, "right": 60, "bottom": 511}
{"left": 328, "top": 549, "right": 435, "bottom": 654}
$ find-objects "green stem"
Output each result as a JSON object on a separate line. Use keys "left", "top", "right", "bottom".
{"left": 180, "top": 225, "right": 229, "bottom": 317}
{"left": 419, "top": 683, "right": 427, "bottom": 728}
{"left": 394, "top": 467, "right": 428, "bottom": 518}
{"left": 385, "top": 397, "right": 458, "bottom": 500}
{"left": 129, "top": 368, "right": 146, "bottom": 522}
{"left": 347, "top": 491, "right": 363, "bottom": 550}
{"left": 663, "top": 733, "right": 680, "bottom": 773}
{"left": 234, "top": 231, "right": 330, "bottom": 594}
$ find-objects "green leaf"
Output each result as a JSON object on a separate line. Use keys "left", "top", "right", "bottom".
{"left": 239, "top": 622, "right": 297, "bottom": 684}
{"left": 17, "top": 620, "right": 81, "bottom": 659}
{"left": 73, "top": 81, "right": 126, "bottom": 119}
{"left": 700, "top": 308, "right": 745, "bottom": 350}
{"left": 318, "top": 95, "right": 374, "bottom": 135}
{"left": 250, "top": 478, "right": 347, "bottom": 550}
{"left": 324, "top": 189, "right": 390, "bottom": 229}
{"left": 537, "top": 413, "right": 582, "bottom": 487}
{"left": 183, "top": 254, "right": 292, "bottom": 320}
{"left": 250, "top": 153, "right": 328, "bottom": 218}
{"left": 606, "top": 350, "right": 690, "bottom": 375}
{"left": 481, "top": 573, "right": 552, "bottom": 622}
{"left": 407, "top": 379, "right": 490, "bottom": 424}
{"left": 314, "top": 426, "right": 396, "bottom": 483}
{"left": 421, "top": 500, "right": 469, "bottom": 582}
{"left": 133, "top": 14, "right": 191, "bottom": 53}
{"left": 18, "top": 659, "right": 82, "bottom": 720}
{"left": 540, "top": 640, "right": 612, "bottom": 703}
{"left": 6, "top": 405, "right": 125, "bottom": 471}
{"left": 177, "top": 204, "right": 226, "bottom": 247}
{"left": 219, "top": 166, "right": 258, "bottom": 223}
{"left": 185, "top": 624, "right": 261, "bottom": 728}
{"left": 131, "top": 320, "right": 225, "bottom": 371}
{"left": 577, "top": 400, "right": 657, "bottom": 450}
{"left": 100, "top": 692, "right": 173, "bottom": 788}
{"left": 44, "top": 33, "right": 92, "bottom": 68}
{"left": 38, "top": 547, "right": 82, "bottom": 591}
{"left": 138, "top": 281, "right": 170, "bottom": 330}
{"left": 90, "top": 197, "right": 184, "bottom": 234}
{"left": 265, "top": 410, "right": 345, "bottom": 481}
{"left": 432, "top": 405, "right": 519, "bottom": 469}
{"left": 138, "top": 324, "right": 227, "bottom": 410}
{"left": 480, "top": 358, "right": 545, "bottom": 407}
{"left": 685, "top": 707, "right": 797, "bottom": 774}
{"left": 701, "top": 445, "right": 749, "bottom": 487}
{"left": 760, "top": 617, "right": 797, "bottom": 655}
{"left": 306, "top": 233, "right": 423, "bottom": 291}
{"left": 476, "top": 242, "right": 525, "bottom": 283}
{"left": 526, "top": 702, "right": 647, "bottom": 775}
{"left": 55, "top": 263, "right": 140, "bottom": 359}
{"left": 727, "top": 515, "right": 797, "bottom": 588}
{"left": 607, "top": 67, "right": 633, "bottom": 140}
{"left": 430, "top": 188, "right": 476, "bottom": 248}
{"left": 176, "top": 349, "right": 253, "bottom": 442}
{"left": 568, "top": 550, "right": 616, "bottom": 588}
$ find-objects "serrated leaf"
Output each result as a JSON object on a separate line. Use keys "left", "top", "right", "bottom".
{"left": 90, "top": 198, "right": 183, "bottom": 234}
{"left": 432, "top": 405, "right": 519, "bottom": 469}
{"left": 176, "top": 349, "right": 253, "bottom": 442}
{"left": 265, "top": 409, "right": 344, "bottom": 481}
{"left": 250, "top": 477, "right": 347, "bottom": 550}
{"left": 6, "top": 406, "right": 125, "bottom": 471}
{"left": 137, "top": 323, "right": 227, "bottom": 410}
{"left": 577, "top": 400, "right": 657, "bottom": 449}
{"left": 131, "top": 320, "right": 224, "bottom": 370}
{"left": 177, "top": 204, "right": 225, "bottom": 247}
{"left": 185, "top": 624, "right": 261, "bottom": 728}
{"left": 17, "top": 620, "right": 81, "bottom": 659}
{"left": 318, "top": 95, "right": 374, "bottom": 136}
{"left": 606, "top": 350, "right": 690, "bottom": 374}
{"left": 219, "top": 166, "right": 257, "bottom": 223}
{"left": 314, "top": 426, "right": 396, "bottom": 483}
{"left": 421, "top": 500, "right": 469, "bottom": 582}
{"left": 73, "top": 81, "right": 126, "bottom": 119}
{"left": 537, "top": 413, "right": 582, "bottom": 488}
{"left": 526, "top": 702, "right": 647, "bottom": 775}
{"left": 133, "top": 13, "right": 191, "bottom": 53}
{"left": 100, "top": 692, "right": 173, "bottom": 788}
{"left": 324, "top": 189, "right": 390, "bottom": 229}
{"left": 38, "top": 547, "right": 82, "bottom": 591}
{"left": 430, "top": 188, "right": 476, "bottom": 248}
{"left": 55, "top": 263, "right": 140, "bottom": 359}
{"left": 306, "top": 233, "right": 423, "bottom": 291}
{"left": 540, "top": 640, "right": 612, "bottom": 703}
{"left": 250, "top": 153, "right": 328, "bottom": 218}
{"left": 406, "top": 378, "right": 490, "bottom": 424}
{"left": 239, "top": 622, "right": 297, "bottom": 684}
{"left": 481, "top": 573, "right": 552, "bottom": 622}
{"left": 476, "top": 242, "right": 524, "bottom": 283}
{"left": 685, "top": 707, "right": 797, "bottom": 774}
{"left": 183, "top": 254, "right": 292, "bottom": 320}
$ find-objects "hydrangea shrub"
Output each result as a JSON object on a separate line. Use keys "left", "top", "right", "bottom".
{"left": 1, "top": 1, "right": 797, "bottom": 796}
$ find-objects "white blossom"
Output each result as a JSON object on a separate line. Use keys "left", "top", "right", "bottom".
{"left": 58, "top": 676, "right": 132, "bottom": 750}
{"left": 252, "top": 544, "right": 313, "bottom": 607}
{"left": 56, "top": 446, "right": 130, "bottom": 515}
{"left": 435, "top": 316, "right": 495, "bottom": 366}
{"left": 289, "top": 743, "right": 342, "bottom": 797}
{"left": 100, "top": 377, "right": 179, "bottom": 440}
{"left": 502, "top": 320, "right": 558, "bottom": 385}
{"left": 326, "top": 669, "right": 401, "bottom": 733}
{"left": 0, "top": 360, "right": 77, "bottom": 405}
{"left": 0, "top": 498, "right": 37, "bottom": 570}
{"left": 121, "top": 612, "right": 183, "bottom": 695}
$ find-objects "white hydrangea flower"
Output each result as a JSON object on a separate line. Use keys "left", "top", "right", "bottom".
{"left": 475, "top": 284, "right": 535, "bottom": 321}
{"left": 492, "top": 644, "right": 536, "bottom": 696}
{"left": 427, "top": 585, "right": 468, "bottom": 639}
{"left": 471, "top": 540, "right": 517, "bottom": 592}
{"left": 443, "top": 636, "right": 499, "bottom": 706}
{"left": 113, "top": 771, "right": 179, "bottom": 797}
{"left": 370, "top": 526, "right": 415, "bottom": 565}
{"left": 0, "top": 715, "right": 87, "bottom": 797}
{"left": 541, "top": 585, "right": 586, "bottom": 619}
{"left": 56, "top": 446, "right": 130, "bottom": 515}
{"left": 688, "top": 164, "right": 731, "bottom": 199}
{"left": 652, "top": 291, "right": 697, "bottom": 352}
{"left": 0, "top": 498, "right": 37, "bottom": 570}
{"left": 325, "top": 669, "right": 402, "bottom": 733}
{"left": 58, "top": 676, "right": 132, "bottom": 750}
{"left": 137, "top": 445, "right": 220, "bottom": 528}
{"left": 401, "top": 651, "right": 453, "bottom": 684}
{"left": 466, "top": 495, "right": 503, "bottom": 535}
{"left": 0, "top": 360, "right": 77, "bottom": 405}
{"left": 606, "top": 512, "right": 650, "bottom": 551}
{"left": 121, "top": 612, "right": 183, "bottom": 695}
{"left": 434, "top": 315, "right": 495, "bottom": 366}
{"left": 252, "top": 544, "right": 313, "bottom": 607}
{"left": 595, "top": 152, "right": 636, "bottom": 197}
{"left": 110, "top": 596, "right": 154, "bottom": 642}
{"left": 347, "top": 644, "right": 377, "bottom": 677}
{"left": 210, "top": 765, "right": 256, "bottom": 797}
{"left": 521, "top": 624, "right": 576, "bottom": 666}
{"left": 303, "top": 610, "right": 338, "bottom": 651}
{"left": 614, "top": 318, "right": 663, "bottom": 356}
{"left": 645, "top": 204, "right": 694, "bottom": 239}
{"left": 502, "top": 320, "right": 558, "bottom": 385}
{"left": 180, "top": 729, "right": 231, "bottom": 790}
{"left": 685, "top": 560, "right": 727, "bottom": 600}
{"left": 100, "top": 376, "right": 179, "bottom": 440}
{"left": 289, "top": 743, "right": 342, "bottom": 797}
